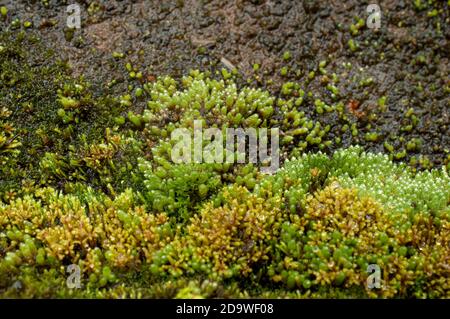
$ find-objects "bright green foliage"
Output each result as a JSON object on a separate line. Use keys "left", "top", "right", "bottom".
{"left": 0, "top": 147, "right": 449, "bottom": 298}
{"left": 266, "top": 147, "right": 450, "bottom": 298}
{"left": 0, "top": 26, "right": 449, "bottom": 299}
{"left": 0, "top": 188, "right": 172, "bottom": 297}
{"left": 151, "top": 186, "right": 286, "bottom": 279}
{"left": 138, "top": 160, "right": 223, "bottom": 220}
{"left": 329, "top": 148, "right": 450, "bottom": 218}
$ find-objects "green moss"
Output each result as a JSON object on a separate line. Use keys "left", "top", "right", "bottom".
{"left": 282, "top": 51, "right": 292, "bottom": 61}
{"left": 0, "top": 19, "right": 448, "bottom": 298}
{"left": 0, "top": 147, "right": 449, "bottom": 298}
{"left": 0, "top": 6, "right": 7, "bottom": 17}
{"left": 348, "top": 39, "right": 358, "bottom": 52}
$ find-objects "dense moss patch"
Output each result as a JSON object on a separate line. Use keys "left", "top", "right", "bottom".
{"left": 0, "top": 10, "right": 449, "bottom": 298}
{"left": 1, "top": 147, "right": 448, "bottom": 298}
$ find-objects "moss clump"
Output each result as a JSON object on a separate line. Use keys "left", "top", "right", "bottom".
{"left": 269, "top": 185, "right": 413, "bottom": 297}
{"left": 138, "top": 160, "right": 223, "bottom": 220}
{"left": 153, "top": 186, "right": 285, "bottom": 279}
{"left": 0, "top": 21, "right": 449, "bottom": 298}
{"left": 0, "top": 187, "right": 172, "bottom": 297}
{"left": 1, "top": 147, "right": 448, "bottom": 298}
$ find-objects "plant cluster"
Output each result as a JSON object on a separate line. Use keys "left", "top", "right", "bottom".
{"left": 1, "top": 147, "right": 448, "bottom": 298}
{"left": 0, "top": 20, "right": 449, "bottom": 298}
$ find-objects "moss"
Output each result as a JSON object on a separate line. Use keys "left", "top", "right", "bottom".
{"left": 348, "top": 39, "right": 358, "bottom": 52}
{"left": 0, "top": 30, "right": 145, "bottom": 196}
{"left": 0, "top": 6, "right": 7, "bottom": 18}
{"left": 282, "top": 51, "right": 292, "bottom": 61}
{"left": 0, "top": 187, "right": 172, "bottom": 296}
{"left": 154, "top": 186, "right": 286, "bottom": 279}
{"left": 0, "top": 147, "right": 449, "bottom": 298}
{"left": 0, "top": 17, "right": 448, "bottom": 298}
{"left": 138, "top": 161, "right": 223, "bottom": 220}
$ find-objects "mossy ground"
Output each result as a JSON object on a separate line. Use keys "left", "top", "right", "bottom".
{"left": 0, "top": 1, "right": 449, "bottom": 298}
